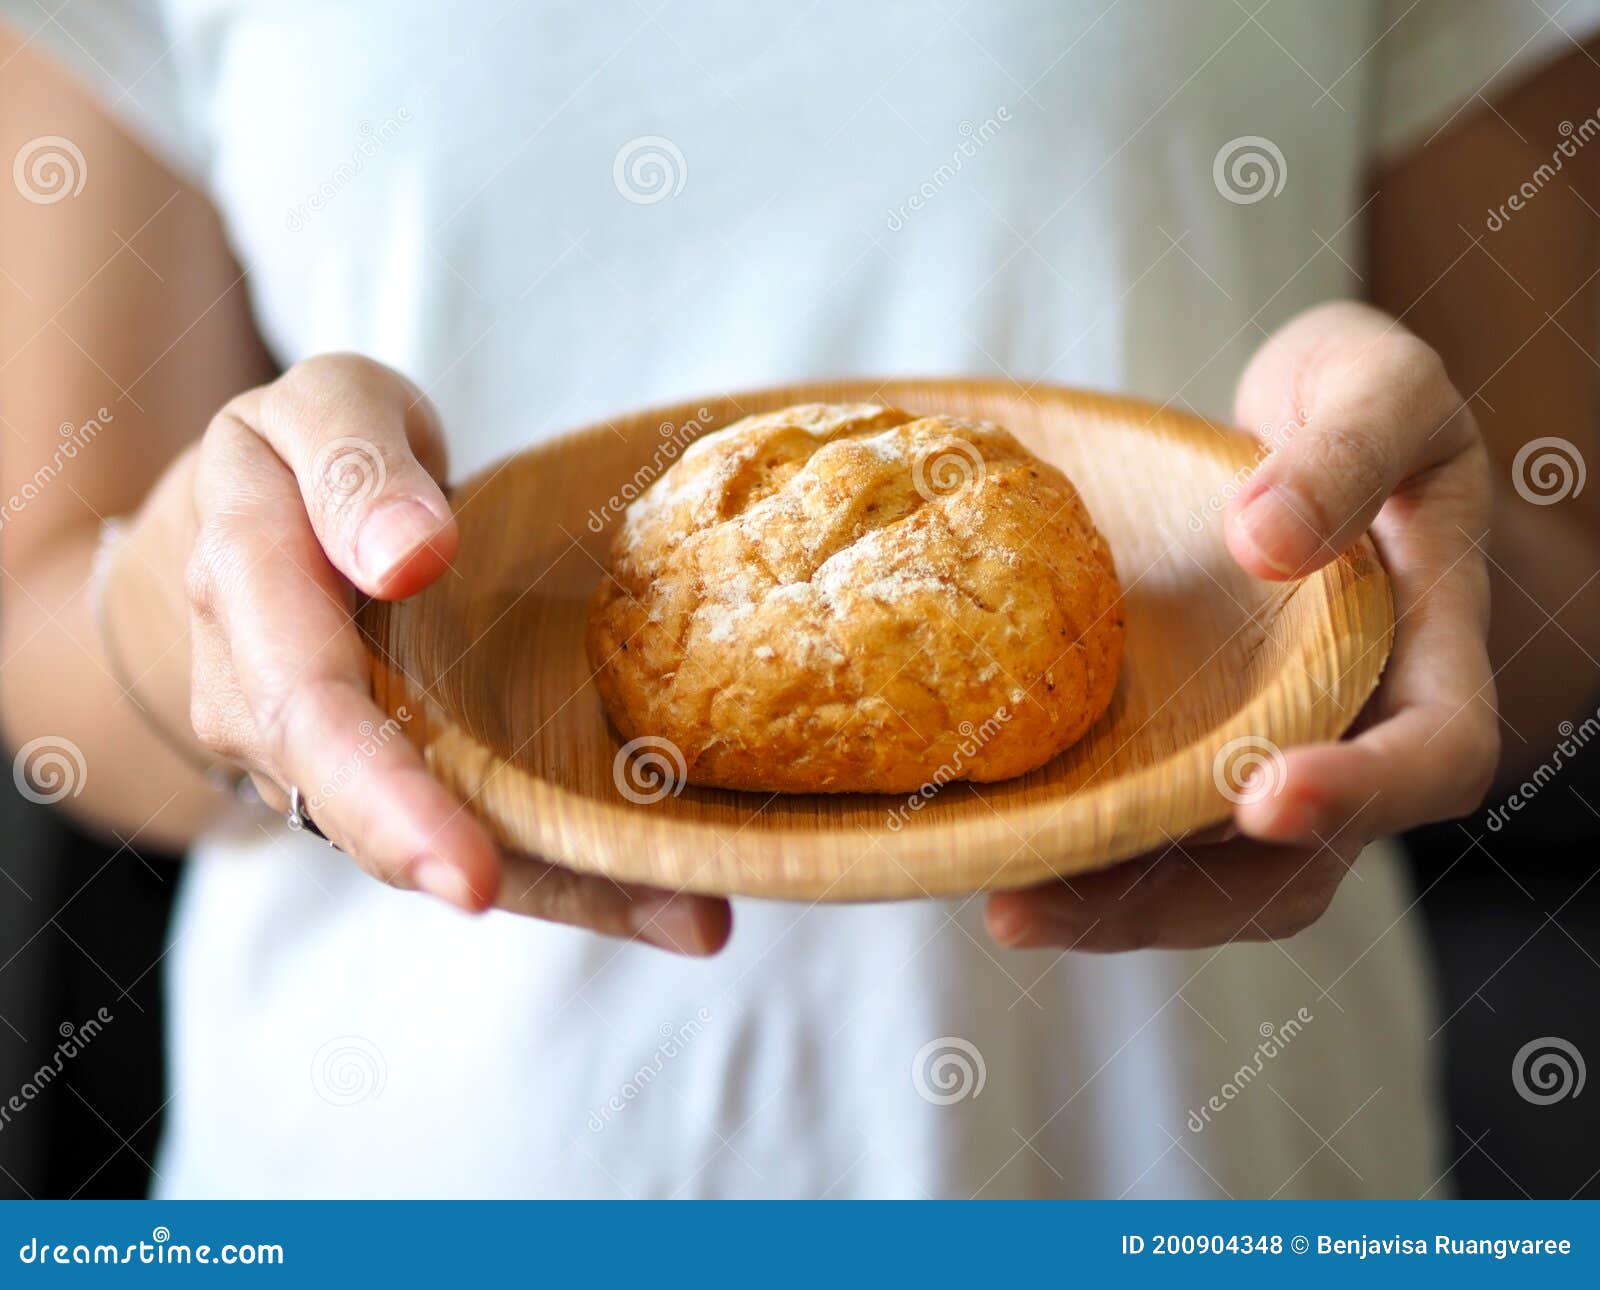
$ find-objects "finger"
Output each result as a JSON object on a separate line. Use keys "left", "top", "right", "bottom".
{"left": 499, "top": 854, "right": 733, "bottom": 956}
{"left": 247, "top": 771, "right": 287, "bottom": 812}
{"left": 985, "top": 835, "right": 1354, "bottom": 952}
{"left": 1235, "top": 705, "right": 1498, "bottom": 848}
{"left": 1181, "top": 819, "right": 1239, "bottom": 846}
{"left": 1227, "top": 303, "right": 1476, "bottom": 579}
{"left": 232, "top": 354, "right": 457, "bottom": 599}
{"left": 1237, "top": 461, "right": 1498, "bottom": 844}
{"left": 187, "top": 603, "right": 257, "bottom": 758}
{"left": 191, "top": 419, "right": 500, "bottom": 910}
{"left": 1236, "top": 613, "right": 1498, "bottom": 844}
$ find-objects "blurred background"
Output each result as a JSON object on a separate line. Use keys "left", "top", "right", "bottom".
{"left": 2, "top": 762, "right": 1598, "bottom": 1198}
{"left": 2, "top": 0, "right": 1599, "bottom": 1202}
{"left": 0, "top": 789, "right": 172, "bottom": 1197}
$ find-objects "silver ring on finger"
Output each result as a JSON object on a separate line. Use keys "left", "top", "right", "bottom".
{"left": 287, "top": 785, "right": 335, "bottom": 848}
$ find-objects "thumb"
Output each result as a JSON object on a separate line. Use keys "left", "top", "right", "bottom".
{"left": 1225, "top": 303, "right": 1472, "bottom": 580}
{"left": 234, "top": 354, "right": 457, "bottom": 599}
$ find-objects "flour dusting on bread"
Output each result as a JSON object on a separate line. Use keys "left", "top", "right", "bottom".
{"left": 588, "top": 402, "right": 1124, "bottom": 794}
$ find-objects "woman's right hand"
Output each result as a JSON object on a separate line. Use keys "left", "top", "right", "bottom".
{"left": 178, "top": 353, "right": 731, "bottom": 954}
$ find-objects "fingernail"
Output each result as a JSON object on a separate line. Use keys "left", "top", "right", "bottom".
{"left": 628, "top": 893, "right": 709, "bottom": 954}
{"left": 1234, "top": 484, "right": 1320, "bottom": 576}
{"left": 412, "top": 857, "right": 476, "bottom": 910}
{"left": 357, "top": 498, "right": 443, "bottom": 584}
{"left": 989, "top": 908, "right": 1033, "bottom": 948}
{"left": 1238, "top": 787, "right": 1317, "bottom": 844}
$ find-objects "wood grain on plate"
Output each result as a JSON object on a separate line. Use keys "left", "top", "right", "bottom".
{"left": 356, "top": 379, "right": 1393, "bottom": 902}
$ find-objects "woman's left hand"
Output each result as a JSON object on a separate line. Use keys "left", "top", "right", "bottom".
{"left": 986, "top": 301, "right": 1499, "bottom": 952}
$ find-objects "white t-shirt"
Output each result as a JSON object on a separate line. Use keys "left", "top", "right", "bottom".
{"left": 10, "top": 0, "right": 1595, "bottom": 1198}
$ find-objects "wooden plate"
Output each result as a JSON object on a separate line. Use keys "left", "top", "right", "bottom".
{"left": 356, "top": 379, "right": 1393, "bottom": 902}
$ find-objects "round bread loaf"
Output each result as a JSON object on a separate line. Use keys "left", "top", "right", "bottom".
{"left": 586, "top": 403, "right": 1123, "bottom": 794}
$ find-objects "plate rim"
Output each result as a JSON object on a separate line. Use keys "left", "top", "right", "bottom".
{"left": 365, "top": 377, "right": 1395, "bottom": 902}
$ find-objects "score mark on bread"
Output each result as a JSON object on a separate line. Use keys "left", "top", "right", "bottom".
{"left": 586, "top": 403, "right": 1124, "bottom": 794}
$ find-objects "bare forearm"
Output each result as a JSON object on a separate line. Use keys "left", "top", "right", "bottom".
{"left": 0, "top": 453, "right": 220, "bottom": 849}
{"left": 0, "top": 32, "right": 279, "bottom": 848}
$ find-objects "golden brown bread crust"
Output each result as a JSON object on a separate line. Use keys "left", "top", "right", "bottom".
{"left": 586, "top": 403, "right": 1124, "bottom": 793}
